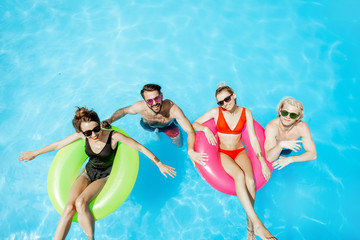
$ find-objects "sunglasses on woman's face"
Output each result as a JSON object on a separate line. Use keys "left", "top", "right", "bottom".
{"left": 217, "top": 94, "right": 233, "bottom": 106}
{"left": 145, "top": 95, "right": 161, "bottom": 105}
{"left": 280, "top": 110, "right": 299, "bottom": 119}
{"left": 82, "top": 125, "right": 101, "bottom": 137}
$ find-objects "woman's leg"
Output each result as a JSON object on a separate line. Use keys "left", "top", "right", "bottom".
{"left": 220, "top": 153, "right": 276, "bottom": 240}
{"left": 234, "top": 151, "right": 256, "bottom": 239}
{"left": 75, "top": 178, "right": 107, "bottom": 240}
{"left": 54, "top": 175, "right": 90, "bottom": 240}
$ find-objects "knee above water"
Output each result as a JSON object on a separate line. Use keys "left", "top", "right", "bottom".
{"left": 233, "top": 170, "right": 245, "bottom": 181}
{"left": 63, "top": 204, "right": 76, "bottom": 216}
{"left": 75, "top": 197, "right": 88, "bottom": 212}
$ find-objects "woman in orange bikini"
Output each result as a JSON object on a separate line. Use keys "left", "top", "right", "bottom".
{"left": 193, "top": 83, "right": 276, "bottom": 240}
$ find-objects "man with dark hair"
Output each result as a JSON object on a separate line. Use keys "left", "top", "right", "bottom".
{"left": 102, "top": 84, "right": 207, "bottom": 165}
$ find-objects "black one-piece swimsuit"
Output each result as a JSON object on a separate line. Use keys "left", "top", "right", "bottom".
{"left": 85, "top": 130, "right": 118, "bottom": 182}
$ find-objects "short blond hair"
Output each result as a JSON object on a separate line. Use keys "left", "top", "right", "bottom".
{"left": 277, "top": 97, "right": 304, "bottom": 120}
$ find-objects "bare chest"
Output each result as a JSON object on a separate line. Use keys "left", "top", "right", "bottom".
{"left": 140, "top": 111, "right": 173, "bottom": 126}
{"left": 276, "top": 127, "right": 301, "bottom": 141}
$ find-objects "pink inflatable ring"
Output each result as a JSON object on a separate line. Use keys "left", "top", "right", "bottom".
{"left": 194, "top": 118, "right": 272, "bottom": 195}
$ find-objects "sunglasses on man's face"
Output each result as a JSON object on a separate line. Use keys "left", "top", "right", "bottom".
{"left": 217, "top": 94, "right": 233, "bottom": 106}
{"left": 280, "top": 110, "right": 299, "bottom": 119}
{"left": 82, "top": 125, "right": 101, "bottom": 137}
{"left": 145, "top": 95, "right": 161, "bottom": 105}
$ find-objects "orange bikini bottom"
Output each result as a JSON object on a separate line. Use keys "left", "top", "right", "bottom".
{"left": 219, "top": 148, "right": 245, "bottom": 160}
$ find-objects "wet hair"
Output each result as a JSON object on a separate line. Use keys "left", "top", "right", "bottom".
{"left": 140, "top": 84, "right": 162, "bottom": 98}
{"left": 215, "top": 82, "right": 234, "bottom": 97}
{"left": 72, "top": 106, "right": 100, "bottom": 132}
{"left": 276, "top": 96, "right": 304, "bottom": 120}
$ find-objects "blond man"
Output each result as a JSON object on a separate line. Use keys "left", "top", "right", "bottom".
{"left": 265, "top": 97, "right": 317, "bottom": 170}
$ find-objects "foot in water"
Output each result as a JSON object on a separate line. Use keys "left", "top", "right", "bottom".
{"left": 254, "top": 225, "right": 277, "bottom": 240}
{"left": 247, "top": 219, "right": 256, "bottom": 240}
{"left": 247, "top": 228, "right": 256, "bottom": 240}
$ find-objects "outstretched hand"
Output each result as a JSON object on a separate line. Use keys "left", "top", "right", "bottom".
{"left": 156, "top": 162, "right": 176, "bottom": 178}
{"left": 279, "top": 140, "right": 302, "bottom": 152}
{"left": 18, "top": 151, "right": 37, "bottom": 162}
{"left": 272, "top": 156, "right": 293, "bottom": 170}
{"left": 188, "top": 150, "right": 208, "bottom": 166}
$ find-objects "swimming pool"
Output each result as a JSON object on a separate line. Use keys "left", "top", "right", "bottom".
{"left": 1, "top": 0, "right": 359, "bottom": 239}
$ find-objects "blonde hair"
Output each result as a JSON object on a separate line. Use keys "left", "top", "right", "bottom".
{"left": 277, "top": 97, "right": 304, "bottom": 120}
{"left": 72, "top": 106, "right": 100, "bottom": 132}
{"left": 215, "top": 82, "right": 234, "bottom": 97}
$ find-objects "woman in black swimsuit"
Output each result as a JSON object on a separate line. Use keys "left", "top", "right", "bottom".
{"left": 19, "top": 107, "right": 175, "bottom": 240}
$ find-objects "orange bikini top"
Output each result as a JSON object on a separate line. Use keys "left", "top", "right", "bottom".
{"left": 216, "top": 107, "right": 247, "bottom": 134}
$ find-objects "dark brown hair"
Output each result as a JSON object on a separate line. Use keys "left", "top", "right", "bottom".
{"left": 140, "top": 84, "right": 162, "bottom": 98}
{"left": 72, "top": 106, "right": 100, "bottom": 132}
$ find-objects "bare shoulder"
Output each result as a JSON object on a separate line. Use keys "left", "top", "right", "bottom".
{"left": 209, "top": 107, "right": 220, "bottom": 119}
{"left": 168, "top": 100, "right": 183, "bottom": 116}
{"left": 297, "top": 121, "right": 309, "bottom": 128}
{"left": 73, "top": 131, "right": 85, "bottom": 140}
{"left": 132, "top": 101, "right": 146, "bottom": 112}
{"left": 167, "top": 99, "right": 177, "bottom": 109}
{"left": 192, "top": 107, "right": 218, "bottom": 124}
{"left": 265, "top": 118, "right": 279, "bottom": 129}
{"left": 244, "top": 107, "right": 252, "bottom": 116}
{"left": 296, "top": 121, "right": 311, "bottom": 134}
{"left": 59, "top": 132, "right": 85, "bottom": 146}
{"left": 111, "top": 131, "right": 126, "bottom": 141}
{"left": 265, "top": 118, "right": 280, "bottom": 135}
{"left": 204, "top": 107, "right": 219, "bottom": 119}
{"left": 209, "top": 106, "right": 219, "bottom": 114}
{"left": 244, "top": 107, "right": 251, "bottom": 112}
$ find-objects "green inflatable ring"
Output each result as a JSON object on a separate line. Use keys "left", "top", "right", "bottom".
{"left": 47, "top": 126, "right": 139, "bottom": 221}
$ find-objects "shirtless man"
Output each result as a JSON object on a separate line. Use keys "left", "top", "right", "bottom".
{"left": 264, "top": 97, "right": 317, "bottom": 170}
{"left": 101, "top": 84, "right": 207, "bottom": 165}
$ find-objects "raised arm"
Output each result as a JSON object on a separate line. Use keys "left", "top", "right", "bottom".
{"left": 102, "top": 102, "right": 140, "bottom": 128}
{"left": 113, "top": 132, "right": 176, "bottom": 178}
{"left": 245, "top": 109, "right": 271, "bottom": 181}
{"left": 171, "top": 104, "right": 208, "bottom": 166}
{"left": 19, "top": 132, "right": 82, "bottom": 162}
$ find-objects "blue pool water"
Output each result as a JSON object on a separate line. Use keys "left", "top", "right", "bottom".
{"left": 1, "top": 0, "right": 359, "bottom": 239}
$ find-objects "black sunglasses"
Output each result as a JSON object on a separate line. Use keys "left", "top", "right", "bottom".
{"left": 82, "top": 125, "right": 101, "bottom": 137}
{"left": 217, "top": 94, "right": 233, "bottom": 106}
{"left": 280, "top": 110, "right": 299, "bottom": 119}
